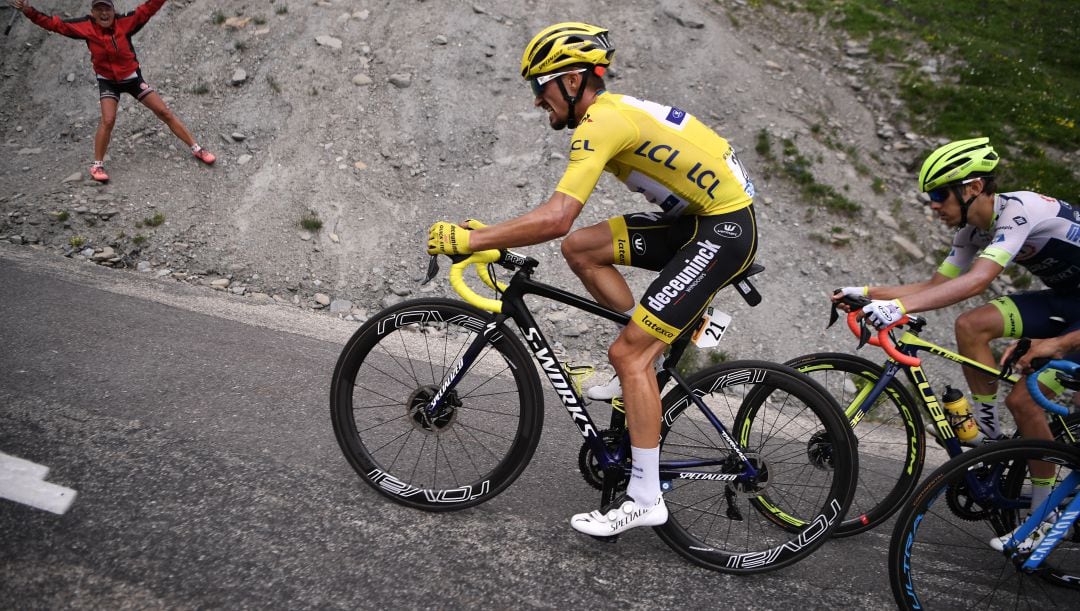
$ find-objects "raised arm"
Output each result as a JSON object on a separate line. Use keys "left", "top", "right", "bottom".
{"left": 13, "top": 0, "right": 90, "bottom": 38}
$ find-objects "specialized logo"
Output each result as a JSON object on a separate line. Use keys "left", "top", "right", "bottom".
{"left": 1013, "top": 215, "right": 1028, "bottom": 226}
{"left": 714, "top": 222, "right": 742, "bottom": 239}
{"left": 632, "top": 233, "right": 647, "bottom": 256}
{"left": 645, "top": 240, "right": 721, "bottom": 311}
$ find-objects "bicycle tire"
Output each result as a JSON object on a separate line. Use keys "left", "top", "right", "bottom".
{"left": 654, "top": 360, "right": 857, "bottom": 574}
{"left": 889, "top": 439, "right": 1080, "bottom": 609}
{"left": 330, "top": 298, "right": 543, "bottom": 511}
{"left": 787, "top": 352, "right": 924, "bottom": 536}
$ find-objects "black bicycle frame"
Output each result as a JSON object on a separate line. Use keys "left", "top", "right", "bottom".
{"left": 424, "top": 261, "right": 761, "bottom": 505}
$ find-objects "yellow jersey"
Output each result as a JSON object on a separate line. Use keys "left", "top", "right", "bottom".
{"left": 555, "top": 92, "right": 755, "bottom": 216}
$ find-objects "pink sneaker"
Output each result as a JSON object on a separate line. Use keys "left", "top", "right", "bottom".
{"left": 192, "top": 147, "right": 216, "bottom": 165}
{"left": 89, "top": 164, "right": 109, "bottom": 182}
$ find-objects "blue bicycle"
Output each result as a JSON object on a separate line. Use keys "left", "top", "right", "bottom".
{"left": 889, "top": 358, "right": 1080, "bottom": 608}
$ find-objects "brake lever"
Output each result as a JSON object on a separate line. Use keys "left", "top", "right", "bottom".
{"left": 827, "top": 290, "right": 871, "bottom": 329}
{"left": 422, "top": 255, "right": 440, "bottom": 285}
{"left": 997, "top": 337, "right": 1031, "bottom": 380}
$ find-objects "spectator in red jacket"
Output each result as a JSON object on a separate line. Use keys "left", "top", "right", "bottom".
{"left": 10, "top": 0, "right": 215, "bottom": 182}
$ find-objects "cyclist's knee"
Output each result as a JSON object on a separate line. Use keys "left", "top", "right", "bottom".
{"left": 954, "top": 308, "right": 1000, "bottom": 344}
{"left": 609, "top": 327, "right": 662, "bottom": 373}
{"left": 561, "top": 230, "right": 589, "bottom": 271}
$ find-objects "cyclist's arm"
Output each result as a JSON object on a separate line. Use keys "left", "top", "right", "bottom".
{"left": 866, "top": 273, "right": 951, "bottom": 301}
{"left": 893, "top": 258, "right": 1003, "bottom": 313}
{"left": 464, "top": 192, "right": 583, "bottom": 251}
{"left": 1002, "top": 330, "right": 1080, "bottom": 372}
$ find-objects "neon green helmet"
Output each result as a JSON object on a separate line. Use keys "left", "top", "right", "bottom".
{"left": 520, "top": 22, "right": 614, "bottom": 79}
{"left": 918, "top": 137, "right": 999, "bottom": 192}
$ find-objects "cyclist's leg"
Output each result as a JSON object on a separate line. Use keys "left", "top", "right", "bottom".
{"left": 565, "top": 213, "right": 675, "bottom": 400}
{"left": 560, "top": 220, "right": 635, "bottom": 312}
{"left": 954, "top": 302, "right": 1006, "bottom": 437}
{"left": 571, "top": 208, "right": 758, "bottom": 536}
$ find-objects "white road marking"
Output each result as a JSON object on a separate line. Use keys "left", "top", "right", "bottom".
{"left": 0, "top": 452, "right": 77, "bottom": 515}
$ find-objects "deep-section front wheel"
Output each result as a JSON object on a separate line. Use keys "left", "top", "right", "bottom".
{"left": 330, "top": 298, "right": 543, "bottom": 511}
{"left": 889, "top": 439, "right": 1080, "bottom": 609}
{"left": 655, "top": 360, "right": 857, "bottom": 573}
{"left": 787, "top": 352, "right": 924, "bottom": 536}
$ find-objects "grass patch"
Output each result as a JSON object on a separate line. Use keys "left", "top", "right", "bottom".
{"left": 53, "top": 210, "right": 70, "bottom": 222}
{"left": 766, "top": 132, "right": 861, "bottom": 216}
{"left": 780, "top": 1, "right": 1080, "bottom": 198}
{"left": 211, "top": 10, "right": 226, "bottom": 25}
{"left": 69, "top": 235, "right": 86, "bottom": 248}
{"left": 192, "top": 81, "right": 210, "bottom": 95}
{"left": 144, "top": 212, "right": 165, "bottom": 227}
{"left": 132, "top": 235, "right": 147, "bottom": 246}
{"left": 300, "top": 210, "right": 323, "bottom": 231}
{"left": 275, "top": 5, "right": 288, "bottom": 15}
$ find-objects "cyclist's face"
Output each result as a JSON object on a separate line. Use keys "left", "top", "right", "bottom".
{"left": 929, "top": 187, "right": 962, "bottom": 227}
{"left": 533, "top": 74, "right": 573, "bottom": 131}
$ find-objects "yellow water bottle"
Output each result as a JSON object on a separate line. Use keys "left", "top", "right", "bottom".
{"left": 942, "top": 386, "right": 979, "bottom": 442}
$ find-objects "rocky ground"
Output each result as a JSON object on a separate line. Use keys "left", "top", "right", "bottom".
{"left": 0, "top": 0, "right": 1033, "bottom": 382}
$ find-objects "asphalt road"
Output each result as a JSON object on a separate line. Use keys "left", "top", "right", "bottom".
{"left": 0, "top": 246, "right": 897, "bottom": 609}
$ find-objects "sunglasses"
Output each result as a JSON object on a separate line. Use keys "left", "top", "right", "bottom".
{"left": 927, "top": 177, "right": 980, "bottom": 203}
{"left": 530, "top": 68, "right": 586, "bottom": 97}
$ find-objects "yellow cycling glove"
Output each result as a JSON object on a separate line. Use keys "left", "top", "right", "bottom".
{"left": 427, "top": 221, "right": 473, "bottom": 255}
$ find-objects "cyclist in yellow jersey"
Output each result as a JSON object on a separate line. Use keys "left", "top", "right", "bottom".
{"left": 427, "top": 23, "right": 758, "bottom": 537}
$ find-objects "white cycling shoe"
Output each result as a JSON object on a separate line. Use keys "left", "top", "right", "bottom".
{"left": 586, "top": 375, "right": 622, "bottom": 401}
{"left": 989, "top": 510, "right": 1061, "bottom": 553}
{"left": 570, "top": 494, "right": 668, "bottom": 537}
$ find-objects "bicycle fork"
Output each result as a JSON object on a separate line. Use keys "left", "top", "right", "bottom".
{"left": 421, "top": 317, "right": 504, "bottom": 418}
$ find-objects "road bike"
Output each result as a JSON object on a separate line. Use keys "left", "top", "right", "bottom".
{"left": 786, "top": 297, "right": 1080, "bottom": 536}
{"left": 889, "top": 359, "right": 1080, "bottom": 608}
{"left": 330, "top": 247, "right": 858, "bottom": 574}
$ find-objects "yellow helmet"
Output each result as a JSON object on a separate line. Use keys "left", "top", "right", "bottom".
{"left": 520, "top": 22, "right": 614, "bottom": 79}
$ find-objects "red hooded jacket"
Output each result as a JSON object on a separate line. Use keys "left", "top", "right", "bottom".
{"left": 25, "top": 0, "right": 167, "bottom": 81}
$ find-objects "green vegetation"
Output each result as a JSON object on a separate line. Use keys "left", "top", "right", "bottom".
{"left": 132, "top": 235, "right": 147, "bottom": 246}
{"left": 192, "top": 81, "right": 210, "bottom": 95}
{"left": 69, "top": 235, "right": 86, "bottom": 248}
{"left": 757, "top": 130, "right": 861, "bottom": 217}
{"left": 144, "top": 212, "right": 165, "bottom": 227}
{"left": 300, "top": 210, "right": 323, "bottom": 231}
{"left": 211, "top": 10, "right": 226, "bottom": 25}
{"left": 761, "top": 0, "right": 1080, "bottom": 198}
{"left": 53, "top": 210, "right": 70, "bottom": 222}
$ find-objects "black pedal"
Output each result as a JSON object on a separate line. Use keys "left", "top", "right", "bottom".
{"left": 588, "top": 534, "right": 621, "bottom": 544}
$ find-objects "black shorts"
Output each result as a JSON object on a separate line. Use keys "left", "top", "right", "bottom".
{"left": 97, "top": 71, "right": 155, "bottom": 101}
{"left": 991, "top": 289, "right": 1080, "bottom": 366}
{"left": 608, "top": 206, "right": 758, "bottom": 343}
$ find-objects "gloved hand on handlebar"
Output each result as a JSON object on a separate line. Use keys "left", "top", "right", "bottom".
{"left": 427, "top": 221, "right": 473, "bottom": 255}
{"left": 834, "top": 286, "right": 868, "bottom": 300}
{"left": 862, "top": 299, "right": 907, "bottom": 330}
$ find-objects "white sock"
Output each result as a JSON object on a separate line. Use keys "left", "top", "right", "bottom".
{"left": 627, "top": 445, "right": 661, "bottom": 504}
{"left": 191, "top": 143, "right": 202, "bottom": 153}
